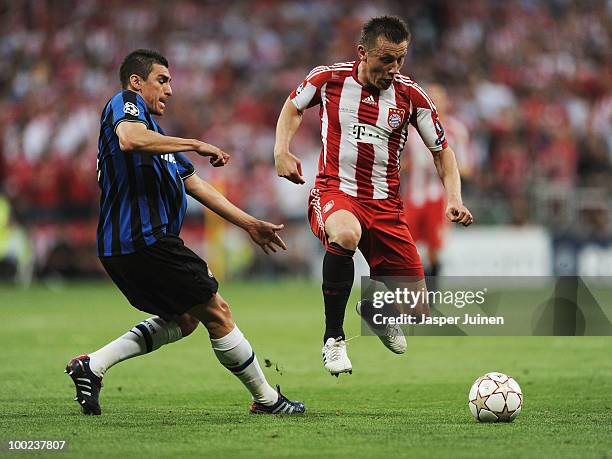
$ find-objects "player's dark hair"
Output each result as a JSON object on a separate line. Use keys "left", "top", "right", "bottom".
{"left": 359, "top": 16, "right": 411, "bottom": 50}
{"left": 119, "top": 49, "right": 169, "bottom": 89}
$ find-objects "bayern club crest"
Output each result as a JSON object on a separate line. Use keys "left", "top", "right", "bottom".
{"left": 387, "top": 107, "right": 406, "bottom": 130}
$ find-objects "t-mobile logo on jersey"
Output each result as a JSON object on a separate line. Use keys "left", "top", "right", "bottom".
{"left": 350, "top": 123, "right": 386, "bottom": 145}
{"left": 352, "top": 124, "right": 367, "bottom": 140}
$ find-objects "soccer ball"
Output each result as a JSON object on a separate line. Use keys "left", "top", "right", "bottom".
{"left": 468, "top": 372, "right": 523, "bottom": 422}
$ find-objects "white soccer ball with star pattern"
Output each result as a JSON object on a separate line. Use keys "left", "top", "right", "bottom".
{"left": 468, "top": 372, "right": 523, "bottom": 422}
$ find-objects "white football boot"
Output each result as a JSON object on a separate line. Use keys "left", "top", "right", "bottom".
{"left": 356, "top": 300, "right": 407, "bottom": 354}
{"left": 322, "top": 337, "right": 352, "bottom": 377}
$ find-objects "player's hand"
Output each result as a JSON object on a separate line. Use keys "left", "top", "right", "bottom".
{"left": 274, "top": 151, "right": 305, "bottom": 185}
{"left": 446, "top": 202, "right": 474, "bottom": 226}
{"left": 196, "top": 142, "right": 230, "bottom": 167}
{"left": 245, "top": 220, "right": 288, "bottom": 254}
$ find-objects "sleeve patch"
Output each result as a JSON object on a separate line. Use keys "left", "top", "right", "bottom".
{"left": 123, "top": 101, "right": 140, "bottom": 116}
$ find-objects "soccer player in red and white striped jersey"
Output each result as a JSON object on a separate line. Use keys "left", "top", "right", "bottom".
{"left": 274, "top": 16, "right": 473, "bottom": 376}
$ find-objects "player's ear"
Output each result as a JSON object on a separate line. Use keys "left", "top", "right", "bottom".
{"left": 357, "top": 44, "right": 367, "bottom": 62}
{"left": 128, "top": 74, "right": 142, "bottom": 91}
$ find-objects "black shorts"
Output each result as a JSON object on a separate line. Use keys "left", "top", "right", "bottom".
{"left": 99, "top": 235, "right": 219, "bottom": 321}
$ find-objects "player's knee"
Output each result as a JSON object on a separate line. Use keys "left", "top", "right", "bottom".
{"left": 175, "top": 314, "right": 200, "bottom": 337}
{"left": 207, "top": 297, "right": 231, "bottom": 319}
{"left": 203, "top": 296, "right": 234, "bottom": 333}
{"left": 184, "top": 294, "right": 234, "bottom": 336}
{"left": 329, "top": 228, "right": 361, "bottom": 250}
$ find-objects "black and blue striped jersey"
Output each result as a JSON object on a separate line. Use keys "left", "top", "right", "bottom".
{"left": 96, "top": 90, "right": 195, "bottom": 257}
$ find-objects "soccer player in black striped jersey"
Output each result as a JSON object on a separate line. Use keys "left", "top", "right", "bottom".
{"left": 65, "top": 49, "right": 304, "bottom": 416}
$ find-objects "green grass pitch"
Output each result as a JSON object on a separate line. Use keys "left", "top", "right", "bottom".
{"left": 1, "top": 281, "right": 611, "bottom": 458}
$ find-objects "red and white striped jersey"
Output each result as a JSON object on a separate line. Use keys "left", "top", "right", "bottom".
{"left": 404, "top": 115, "right": 470, "bottom": 206}
{"left": 290, "top": 60, "right": 448, "bottom": 202}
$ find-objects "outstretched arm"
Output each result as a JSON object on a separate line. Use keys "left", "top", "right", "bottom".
{"left": 432, "top": 146, "right": 473, "bottom": 226}
{"left": 116, "top": 121, "right": 229, "bottom": 167}
{"left": 273, "top": 97, "right": 305, "bottom": 184}
{"left": 184, "top": 173, "right": 287, "bottom": 254}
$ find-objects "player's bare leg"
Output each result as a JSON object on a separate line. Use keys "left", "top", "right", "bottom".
{"left": 326, "top": 210, "right": 361, "bottom": 251}
{"left": 188, "top": 293, "right": 304, "bottom": 414}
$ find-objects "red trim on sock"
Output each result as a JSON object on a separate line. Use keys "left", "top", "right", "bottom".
{"left": 326, "top": 243, "right": 355, "bottom": 258}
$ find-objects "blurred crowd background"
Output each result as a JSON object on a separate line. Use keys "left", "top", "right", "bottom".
{"left": 0, "top": 0, "right": 610, "bottom": 282}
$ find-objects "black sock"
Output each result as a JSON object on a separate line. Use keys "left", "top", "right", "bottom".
{"left": 426, "top": 262, "right": 440, "bottom": 301}
{"left": 322, "top": 242, "right": 355, "bottom": 343}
